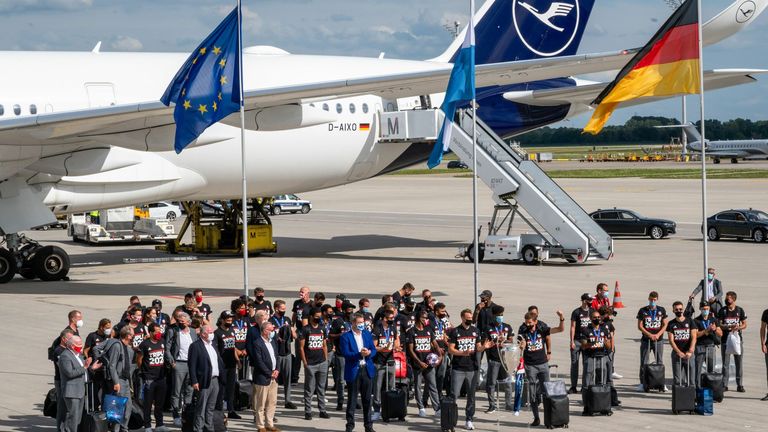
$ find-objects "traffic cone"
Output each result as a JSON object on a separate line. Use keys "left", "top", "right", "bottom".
{"left": 613, "top": 280, "right": 625, "bottom": 309}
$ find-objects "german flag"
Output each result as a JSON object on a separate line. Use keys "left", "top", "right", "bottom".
{"left": 359, "top": 123, "right": 370, "bottom": 131}
{"left": 584, "top": 0, "right": 700, "bottom": 134}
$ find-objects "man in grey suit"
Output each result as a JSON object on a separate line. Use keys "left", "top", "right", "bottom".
{"left": 58, "top": 336, "right": 100, "bottom": 432}
{"left": 165, "top": 311, "right": 198, "bottom": 426}
{"left": 106, "top": 326, "right": 135, "bottom": 432}
{"left": 189, "top": 324, "right": 225, "bottom": 432}
{"left": 690, "top": 267, "right": 724, "bottom": 315}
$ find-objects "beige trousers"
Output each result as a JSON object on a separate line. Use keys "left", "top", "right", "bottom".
{"left": 253, "top": 380, "right": 278, "bottom": 429}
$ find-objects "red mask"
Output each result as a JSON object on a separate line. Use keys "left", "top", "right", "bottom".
{"left": 152, "top": 332, "right": 162, "bottom": 341}
{"left": 238, "top": 309, "right": 247, "bottom": 317}
{"left": 195, "top": 295, "right": 203, "bottom": 303}
{"left": 72, "top": 345, "right": 83, "bottom": 354}
{"left": 336, "top": 300, "right": 342, "bottom": 308}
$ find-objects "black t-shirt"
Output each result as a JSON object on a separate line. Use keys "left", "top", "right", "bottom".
{"left": 636, "top": 306, "right": 667, "bottom": 339}
{"left": 519, "top": 324, "right": 550, "bottom": 366}
{"left": 253, "top": 300, "right": 273, "bottom": 316}
{"left": 300, "top": 324, "right": 327, "bottom": 365}
{"left": 581, "top": 324, "right": 611, "bottom": 357}
{"left": 292, "top": 300, "right": 312, "bottom": 331}
{"left": 214, "top": 327, "right": 238, "bottom": 368}
{"left": 717, "top": 306, "right": 747, "bottom": 342}
{"left": 197, "top": 303, "right": 213, "bottom": 322}
{"left": 571, "top": 307, "right": 593, "bottom": 341}
{"left": 518, "top": 321, "right": 551, "bottom": 337}
{"left": 391, "top": 291, "right": 405, "bottom": 311}
{"left": 330, "top": 317, "right": 351, "bottom": 351}
{"left": 85, "top": 331, "right": 107, "bottom": 360}
{"left": 372, "top": 323, "right": 398, "bottom": 365}
{"left": 115, "top": 322, "right": 146, "bottom": 351}
{"left": 432, "top": 316, "right": 452, "bottom": 349}
{"left": 449, "top": 325, "right": 480, "bottom": 371}
{"left": 667, "top": 317, "right": 695, "bottom": 353}
{"left": 269, "top": 314, "right": 293, "bottom": 356}
{"left": 694, "top": 315, "right": 719, "bottom": 346}
{"left": 762, "top": 309, "right": 768, "bottom": 345}
{"left": 362, "top": 311, "right": 374, "bottom": 332}
{"left": 483, "top": 323, "right": 513, "bottom": 362}
{"left": 232, "top": 318, "right": 250, "bottom": 350}
{"left": 396, "top": 312, "right": 416, "bottom": 345}
{"left": 475, "top": 302, "right": 496, "bottom": 333}
{"left": 408, "top": 326, "right": 435, "bottom": 367}
{"left": 138, "top": 339, "right": 166, "bottom": 380}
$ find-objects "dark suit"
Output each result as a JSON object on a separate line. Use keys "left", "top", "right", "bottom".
{"left": 692, "top": 278, "right": 723, "bottom": 314}
{"left": 188, "top": 339, "right": 224, "bottom": 432}
{"left": 248, "top": 334, "right": 280, "bottom": 429}
{"left": 340, "top": 330, "right": 377, "bottom": 431}
{"left": 248, "top": 334, "right": 279, "bottom": 386}
{"left": 58, "top": 349, "right": 87, "bottom": 432}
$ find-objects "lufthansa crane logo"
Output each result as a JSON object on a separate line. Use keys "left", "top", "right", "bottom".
{"left": 513, "top": 0, "right": 579, "bottom": 57}
{"left": 736, "top": 0, "right": 756, "bottom": 23}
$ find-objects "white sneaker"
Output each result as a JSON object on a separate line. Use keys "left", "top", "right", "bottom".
{"left": 663, "top": 385, "right": 669, "bottom": 392}
{"left": 465, "top": 420, "right": 475, "bottom": 430}
{"left": 636, "top": 384, "right": 646, "bottom": 392}
{"left": 371, "top": 411, "right": 381, "bottom": 421}
{"left": 612, "top": 372, "right": 623, "bottom": 380}
{"left": 418, "top": 408, "right": 427, "bottom": 418}
{"left": 173, "top": 418, "right": 182, "bottom": 427}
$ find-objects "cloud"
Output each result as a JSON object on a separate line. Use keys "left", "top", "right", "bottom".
{"left": 0, "top": 0, "right": 93, "bottom": 13}
{"left": 110, "top": 35, "right": 143, "bottom": 51}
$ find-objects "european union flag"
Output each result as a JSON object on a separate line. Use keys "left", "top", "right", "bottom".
{"left": 427, "top": 6, "right": 475, "bottom": 169}
{"left": 161, "top": 7, "right": 242, "bottom": 153}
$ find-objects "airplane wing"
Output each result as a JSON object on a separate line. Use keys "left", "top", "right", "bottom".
{"left": 502, "top": 69, "right": 767, "bottom": 106}
{"left": 0, "top": 49, "right": 636, "bottom": 146}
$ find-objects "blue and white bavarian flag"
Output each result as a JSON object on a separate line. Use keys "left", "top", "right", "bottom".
{"left": 161, "top": 8, "right": 242, "bottom": 154}
{"left": 427, "top": 0, "right": 476, "bottom": 169}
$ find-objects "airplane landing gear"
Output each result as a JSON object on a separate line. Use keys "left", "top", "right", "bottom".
{"left": 0, "top": 233, "right": 70, "bottom": 283}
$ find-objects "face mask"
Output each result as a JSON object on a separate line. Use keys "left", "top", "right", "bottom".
{"left": 223, "top": 322, "right": 232, "bottom": 328}
{"left": 276, "top": 309, "right": 285, "bottom": 316}
{"left": 356, "top": 323, "right": 366, "bottom": 331}
{"left": 495, "top": 316, "right": 504, "bottom": 324}
{"left": 707, "top": 273, "right": 714, "bottom": 280}
{"left": 102, "top": 327, "right": 112, "bottom": 335}
{"left": 702, "top": 310, "right": 710, "bottom": 317}
{"left": 591, "top": 318, "right": 601, "bottom": 325}
{"left": 362, "top": 307, "right": 369, "bottom": 313}
{"left": 238, "top": 309, "right": 247, "bottom": 317}
{"left": 725, "top": 299, "right": 733, "bottom": 306}
{"left": 603, "top": 292, "right": 610, "bottom": 298}
{"left": 649, "top": 301, "right": 657, "bottom": 307}
{"left": 313, "top": 316, "right": 322, "bottom": 323}
{"left": 437, "top": 313, "right": 446, "bottom": 319}
{"left": 72, "top": 345, "right": 83, "bottom": 354}
{"left": 405, "top": 306, "right": 414, "bottom": 313}
{"left": 269, "top": 330, "right": 276, "bottom": 341}
{"left": 256, "top": 295, "right": 264, "bottom": 301}
{"left": 464, "top": 319, "right": 473, "bottom": 326}
{"left": 336, "top": 300, "right": 343, "bottom": 308}
{"left": 674, "top": 311, "right": 683, "bottom": 318}
{"left": 527, "top": 324, "right": 535, "bottom": 331}
{"left": 151, "top": 332, "right": 162, "bottom": 341}
{"left": 195, "top": 295, "right": 203, "bottom": 303}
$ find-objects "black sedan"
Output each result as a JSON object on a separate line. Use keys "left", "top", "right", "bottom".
{"left": 705, "top": 209, "right": 768, "bottom": 243}
{"left": 589, "top": 209, "right": 676, "bottom": 239}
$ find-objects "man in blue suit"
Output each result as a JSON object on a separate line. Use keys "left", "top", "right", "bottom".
{"left": 340, "top": 313, "right": 377, "bottom": 432}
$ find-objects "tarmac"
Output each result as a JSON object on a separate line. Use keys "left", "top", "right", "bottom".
{"left": 2, "top": 174, "right": 768, "bottom": 431}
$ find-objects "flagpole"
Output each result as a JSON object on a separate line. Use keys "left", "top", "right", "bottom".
{"left": 470, "top": 0, "right": 478, "bottom": 301}
{"left": 237, "top": 0, "right": 249, "bottom": 298}
{"left": 697, "top": 0, "right": 708, "bottom": 286}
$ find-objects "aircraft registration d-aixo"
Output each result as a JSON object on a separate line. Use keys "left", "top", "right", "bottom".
{"left": 0, "top": 0, "right": 765, "bottom": 283}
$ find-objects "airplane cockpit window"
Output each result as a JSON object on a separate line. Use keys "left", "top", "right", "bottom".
{"left": 336, "top": 103, "right": 342, "bottom": 114}
{"left": 13, "top": 104, "right": 21, "bottom": 115}
{"left": 349, "top": 103, "right": 356, "bottom": 114}
{"left": 322, "top": 103, "right": 329, "bottom": 111}
{"left": 29, "top": 104, "right": 37, "bottom": 115}
{"left": 362, "top": 103, "right": 369, "bottom": 114}
{"left": 309, "top": 103, "right": 315, "bottom": 108}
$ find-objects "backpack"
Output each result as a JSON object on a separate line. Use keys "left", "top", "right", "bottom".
{"left": 91, "top": 338, "right": 120, "bottom": 379}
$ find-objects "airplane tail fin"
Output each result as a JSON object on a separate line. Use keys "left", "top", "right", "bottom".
{"left": 656, "top": 123, "right": 702, "bottom": 143}
{"left": 432, "top": 0, "right": 595, "bottom": 64}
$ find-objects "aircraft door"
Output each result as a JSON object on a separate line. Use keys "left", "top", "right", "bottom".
{"left": 85, "top": 83, "right": 116, "bottom": 108}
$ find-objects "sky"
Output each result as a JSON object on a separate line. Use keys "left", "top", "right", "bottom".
{"left": 0, "top": 0, "right": 766, "bottom": 128}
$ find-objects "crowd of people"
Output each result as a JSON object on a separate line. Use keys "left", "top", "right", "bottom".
{"left": 48, "top": 272, "right": 768, "bottom": 431}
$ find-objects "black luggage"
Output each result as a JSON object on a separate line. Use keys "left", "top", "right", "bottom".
{"left": 643, "top": 363, "right": 665, "bottom": 391}
{"left": 78, "top": 381, "right": 108, "bottom": 432}
{"left": 382, "top": 362, "right": 407, "bottom": 422}
{"left": 672, "top": 359, "right": 696, "bottom": 415}
{"left": 234, "top": 380, "right": 251, "bottom": 411}
{"left": 543, "top": 396, "right": 569, "bottom": 429}
{"left": 182, "top": 395, "right": 196, "bottom": 432}
{"left": 127, "top": 398, "right": 144, "bottom": 430}
{"left": 440, "top": 397, "right": 459, "bottom": 432}
{"left": 702, "top": 373, "right": 724, "bottom": 402}
{"left": 43, "top": 387, "right": 57, "bottom": 418}
{"left": 213, "top": 409, "right": 228, "bottom": 431}
{"left": 584, "top": 357, "right": 612, "bottom": 416}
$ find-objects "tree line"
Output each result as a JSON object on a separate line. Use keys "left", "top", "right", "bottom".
{"left": 517, "top": 116, "right": 768, "bottom": 146}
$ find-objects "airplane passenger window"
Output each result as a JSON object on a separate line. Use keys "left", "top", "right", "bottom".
{"left": 309, "top": 103, "right": 315, "bottom": 107}
{"left": 29, "top": 104, "right": 37, "bottom": 115}
{"left": 336, "top": 103, "right": 342, "bottom": 114}
{"left": 322, "top": 103, "right": 329, "bottom": 111}
{"left": 0, "top": 105, "right": 3, "bottom": 116}
{"left": 13, "top": 104, "right": 21, "bottom": 115}
{"left": 362, "top": 103, "right": 369, "bottom": 114}
{"left": 349, "top": 103, "right": 356, "bottom": 114}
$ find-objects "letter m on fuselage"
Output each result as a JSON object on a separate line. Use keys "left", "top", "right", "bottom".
{"left": 387, "top": 117, "right": 399, "bottom": 135}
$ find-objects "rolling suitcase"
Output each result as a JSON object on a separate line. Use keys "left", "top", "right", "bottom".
{"left": 672, "top": 359, "right": 696, "bottom": 415}
{"left": 79, "top": 381, "right": 108, "bottom": 432}
{"left": 381, "top": 362, "right": 407, "bottom": 422}
{"left": 584, "top": 357, "right": 612, "bottom": 416}
{"left": 701, "top": 347, "right": 724, "bottom": 402}
{"left": 43, "top": 387, "right": 57, "bottom": 418}
{"left": 543, "top": 365, "right": 569, "bottom": 429}
{"left": 440, "top": 397, "right": 459, "bottom": 432}
{"left": 643, "top": 363, "right": 665, "bottom": 391}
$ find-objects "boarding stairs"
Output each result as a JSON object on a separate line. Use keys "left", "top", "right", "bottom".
{"left": 378, "top": 109, "right": 612, "bottom": 262}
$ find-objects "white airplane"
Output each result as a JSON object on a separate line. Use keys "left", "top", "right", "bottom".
{"left": 680, "top": 124, "right": 768, "bottom": 163}
{"left": 0, "top": 0, "right": 765, "bottom": 283}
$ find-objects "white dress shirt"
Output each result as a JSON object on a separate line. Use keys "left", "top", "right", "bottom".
{"left": 262, "top": 336, "right": 276, "bottom": 370}
{"left": 178, "top": 330, "right": 192, "bottom": 361}
{"left": 353, "top": 331, "right": 366, "bottom": 366}
{"left": 203, "top": 340, "right": 219, "bottom": 378}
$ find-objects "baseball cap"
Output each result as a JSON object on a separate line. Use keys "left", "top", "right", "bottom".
{"left": 151, "top": 299, "right": 162, "bottom": 307}
{"left": 581, "top": 293, "right": 592, "bottom": 301}
{"left": 341, "top": 301, "right": 356, "bottom": 310}
{"left": 479, "top": 290, "right": 493, "bottom": 298}
{"left": 221, "top": 310, "right": 234, "bottom": 319}
{"left": 336, "top": 294, "right": 347, "bottom": 300}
